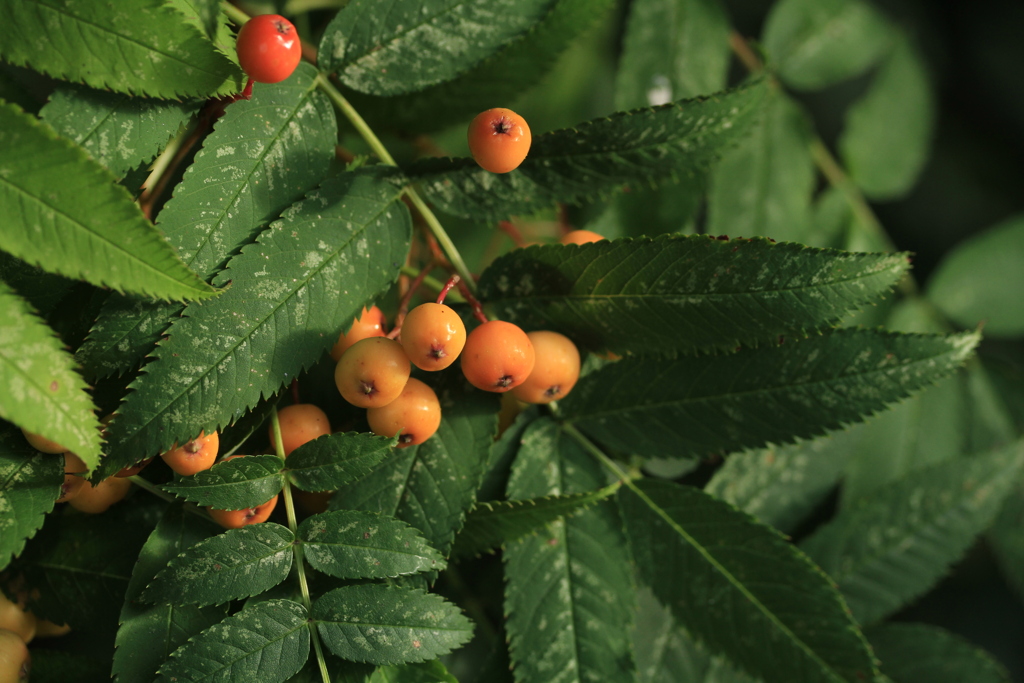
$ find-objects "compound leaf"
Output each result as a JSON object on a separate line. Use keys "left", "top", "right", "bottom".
{"left": 477, "top": 235, "right": 908, "bottom": 355}
{"left": 161, "top": 454, "right": 285, "bottom": 510}
{"left": 313, "top": 585, "right": 473, "bottom": 665}
{"left": 369, "top": 660, "right": 459, "bottom": 683}
{"left": 142, "top": 523, "right": 295, "bottom": 607}
{"left": 866, "top": 623, "right": 1011, "bottom": 683}
{"left": 287, "top": 432, "right": 395, "bottom": 492}
{"left": 0, "top": 424, "right": 62, "bottom": 571}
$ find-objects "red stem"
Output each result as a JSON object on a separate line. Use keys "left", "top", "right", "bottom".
{"left": 387, "top": 263, "right": 435, "bottom": 339}
{"left": 290, "top": 378, "right": 300, "bottom": 404}
{"left": 437, "top": 275, "right": 460, "bottom": 305}
{"left": 457, "top": 278, "right": 490, "bottom": 325}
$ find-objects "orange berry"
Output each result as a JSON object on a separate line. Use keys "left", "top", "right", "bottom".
{"left": 366, "top": 378, "right": 442, "bottom": 448}
{"left": 208, "top": 494, "right": 279, "bottom": 529}
{"left": 512, "top": 331, "right": 581, "bottom": 404}
{"left": 330, "top": 306, "right": 388, "bottom": 362}
{"left": 160, "top": 431, "right": 220, "bottom": 476}
{"left": 272, "top": 404, "right": 331, "bottom": 456}
{"left": 56, "top": 452, "right": 88, "bottom": 503}
{"left": 21, "top": 429, "right": 66, "bottom": 455}
{"left": 468, "top": 108, "right": 532, "bottom": 174}
{"left": 0, "top": 628, "right": 30, "bottom": 682}
{"left": 461, "top": 320, "right": 535, "bottom": 393}
{"left": 560, "top": 230, "right": 605, "bottom": 245}
{"left": 68, "top": 476, "right": 131, "bottom": 514}
{"left": 0, "top": 593, "right": 36, "bottom": 644}
{"left": 400, "top": 303, "right": 466, "bottom": 371}
{"left": 335, "top": 337, "right": 411, "bottom": 408}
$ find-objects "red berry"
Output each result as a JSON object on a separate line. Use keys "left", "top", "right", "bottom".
{"left": 467, "top": 108, "right": 532, "bottom": 174}
{"left": 461, "top": 321, "right": 535, "bottom": 392}
{"left": 235, "top": 15, "right": 302, "bottom": 84}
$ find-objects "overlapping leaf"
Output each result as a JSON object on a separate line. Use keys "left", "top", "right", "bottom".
{"left": 867, "top": 623, "right": 1011, "bottom": 683}
{"left": 162, "top": 454, "right": 285, "bottom": 510}
{"left": 477, "top": 235, "right": 908, "bottom": 354}
{"left": 0, "top": 425, "right": 62, "bottom": 570}
{"left": 405, "top": 79, "right": 768, "bottom": 220}
{"left": 621, "top": 479, "right": 878, "bottom": 683}
{"left": 560, "top": 328, "right": 979, "bottom": 459}
{"left": 369, "top": 660, "right": 459, "bottom": 683}
{"left": 99, "top": 168, "right": 411, "bottom": 476}
{"left": 5, "top": 0, "right": 242, "bottom": 98}
{"left": 287, "top": 432, "right": 395, "bottom": 492}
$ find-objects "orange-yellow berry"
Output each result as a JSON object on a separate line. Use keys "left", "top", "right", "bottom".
{"left": 468, "top": 108, "right": 532, "bottom": 174}
{"left": 400, "top": 303, "right": 467, "bottom": 371}
{"left": 0, "top": 628, "right": 30, "bottom": 682}
{"left": 366, "top": 378, "right": 442, "bottom": 448}
{"left": 272, "top": 404, "right": 332, "bottom": 456}
{"left": 560, "top": 230, "right": 605, "bottom": 246}
{"left": 21, "top": 429, "right": 65, "bottom": 455}
{"left": 335, "top": 337, "right": 411, "bottom": 408}
{"left": 208, "top": 494, "right": 279, "bottom": 529}
{"left": 68, "top": 476, "right": 132, "bottom": 514}
{"left": 461, "top": 321, "right": 535, "bottom": 393}
{"left": 161, "top": 431, "right": 220, "bottom": 476}
{"left": 512, "top": 331, "right": 581, "bottom": 404}
{"left": 330, "top": 306, "right": 387, "bottom": 362}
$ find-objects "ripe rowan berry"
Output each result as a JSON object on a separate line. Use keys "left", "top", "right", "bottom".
{"left": 208, "top": 494, "right": 279, "bottom": 529}
{"left": 0, "top": 628, "right": 30, "bottom": 682}
{"left": 400, "top": 303, "right": 467, "bottom": 371}
{"left": 115, "top": 457, "right": 153, "bottom": 478}
{"left": 335, "top": 337, "right": 411, "bottom": 408}
{"left": 160, "top": 431, "right": 219, "bottom": 477}
{"left": 512, "top": 331, "right": 581, "bottom": 404}
{"left": 273, "top": 403, "right": 331, "bottom": 456}
{"left": 560, "top": 230, "right": 605, "bottom": 245}
{"left": 20, "top": 429, "right": 65, "bottom": 455}
{"left": 0, "top": 593, "right": 36, "bottom": 644}
{"left": 366, "top": 378, "right": 441, "bottom": 447}
{"left": 461, "top": 320, "right": 535, "bottom": 392}
{"left": 468, "top": 108, "right": 532, "bottom": 174}
{"left": 330, "top": 306, "right": 388, "bottom": 362}
{"left": 235, "top": 14, "right": 302, "bottom": 84}
{"left": 68, "top": 476, "right": 131, "bottom": 514}
{"left": 56, "top": 452, "right": 87, "bottom": 503}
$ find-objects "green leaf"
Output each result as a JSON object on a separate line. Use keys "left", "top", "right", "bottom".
{"left": 287, "top": 432, "right": 395, "bottom": 492}
{"left": 113, "top": 504, "right": 227, "bottom": 683}
{"left": 369, "top": 660, "right": 458, "bottom": 683}
{"left": 762, "top": 0, "right": 895, "bottom": 91}
{"left": 706, "top": 89, "right": 816, "bottom": 244}
{"left": 839, "top": 39, "right": 935, "bottom": 199}
{"left": 478, "top": 405, "right": 540, "bottom": 503}
{"left": 620, "top": 479, "right": 877, "bottom": 683}
{"left": 504, "top": 418, "right": 637, "bottom": 683}
{"left": 40, "top": 86, "right": 200, "bottom": 178}
{"left": 560, "top": 328, "right": 978, "bottom": 459}
{"left": 406, "top": 79, "right": 768, "bottom": 221}
{"left": 0, "top": 281, "right": 101, "bottom": 467}
{"left": 801, "top": 441, "right": 1024, "bottom": 625}
{"left": 867, "top": 623, "right": 1011, "bottom": 683}
{"left": 142, "top": 523, "right": 295, "bottom": 607}
{"left": 76, "top": 64, "right": 338, "bottom": 379}
{"left": 478, "top": 234, "right": 907, "bottom": 355}
{"left": 0, "top": 102, "right": 216, "bottom": 302}
{"left": 319, "top": 0, "right": 553, "bottom": 96}
{"left": 99, "top": 168, "right": 411, "bottom": 476}
{"left": 158, "top": 599, "right": 310, "bottom": 683}
{"left": 26, "top": 651, "right": 110, "bottom": 683}
{"left": 0, "top": 424, "right": 61, "bottom": 570}
{"left": 299, "top": 509, "right": 445, "bottom": 579}
{"left": 989, "top": 479, "right": 1024, "bottom": 602}
{"left": 451, "top": 484, "right": 619, "bottom": 560}
{"left": 926, "top": 213, "right": 1024, "bottom": 337}
{"left": 5, "top": 0, "right": 243, "bottom": 98}
{"left": 313, "top": 585, "right": 474, "bottom": 665}
{"left": 162, "top": 454, "right": 286, "bottom": 510}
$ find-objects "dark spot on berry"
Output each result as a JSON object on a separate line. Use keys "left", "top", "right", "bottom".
{"left": 399, "top": 433, "right": 414, "bottom": 444}
{"left": 360, "top": 380, "right": 376, "bottom": 396}
{"left": 429, "top": 346, "right": 446, "bottom": 360}
{"left": 544, "top": 385, "right": 561, "bottom": 398}
{"left": 493, "top": 117, "right": 513, "bottom": 135}
{"left": 496, "top": 375, "right": 513, "bottom": 388}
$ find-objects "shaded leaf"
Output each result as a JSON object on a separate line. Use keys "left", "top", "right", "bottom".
{"left": 25, "top": 651, "right": 110, "bottom": 683}
{"left": 162, "top": 454, "right": 286, "bottom": 510}
{"left": 867, "top": 623, "right": 1010, "bottom": 683}
{"left": 287, "top": 432, "right": 395, "bottom": 492}
{"left": 369, "top": 660, "right": 458, "bottom": 683}
{"left": 0, "top": 424, "right": 62, "bottom": 570}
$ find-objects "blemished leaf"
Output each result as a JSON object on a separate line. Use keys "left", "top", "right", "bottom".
{"left": 560, "top": 328, "right": 979, "bottom": 460}
{"left": 926, "top": 213, "right": 1024, "bottom": 337}
{"left": 25, "top": 651, "right": 110, "bottom": 683}
{"left": 299, "top": 509, "right": 446, "bottom": 579}
{"left": 867, "top": 623, "right": 1011, "bottom": 683}
{"left": 142, "top": 523, "right": 295, "bottom": 607}
{"left": 319, "top": 0, "right": 552, "bottom": 96}
{"left": 706, "top": 89, "right": 817, "bottom": 244}
{"left": 341, "top": 0, "right": 616, "bottom": 133}
{"left": 162, "top": 454, "right": 286, "bottom": 510}
{"left": 99, "top": 169, "right": 411, "bottom": 477}
{"left": 0, "top": 281, "right": 101, "bottom": 467}
{"left": 157, "top": 599, "right": 310, "bottom": 683}
{"left": 478, "top": 235, "right": 907, "bottom": 355}
{"left": 313, "top": 585, "right": 474, "bottom": 665}
{"left": 113, "top": 504, "right": 227, "bottom": 683}
{"left": 287, "top": 432, "right": 395, "bottom": 492}
{"left": 0, "top": 424, "right": 62, "bottom": 570}
{"left": 0, "top": 102, "right": 216, "bottom": 303}
{"left": 477, "top": 405, "right": 540, "bottom": 503}
{"left": 5, "top": 0, "right": 243, "bottom": 98}
{"left": 40, "top": 86, "right": 200, "bottom": 179}
{"left": 369, "top": 660, "right": 459, "bottom": 683}
{"left": 762, "top": 0, "right": 895, "bottom": 91}
{"left": 620, "top": 479, "right": 878, "bottom": 683}
{"left": 839, "top": 39, "right": 935, "bottom": 199}
{"left": 801, "top": 440, "right": 1024, "bottom": 625}
{"left": 406, "top": 79, "right": 768, "bottom": 221}
{"left": 504, "top": 418, "right": 637, "bottom": 683}
{"left": 451, "top": 484, "right": 619, "bottom": 560}
{"left": 76, "top": 64, "right": 338, "bottom": 380}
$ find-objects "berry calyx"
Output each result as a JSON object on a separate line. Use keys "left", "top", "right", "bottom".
{"left": 208, "top": 493, "right": 279, "bottom": 529}
{"left": 366, "top": 378, "right": 442, "bottom": 447}
{"left": 461, "top": 320, "right": 535, "bottom": 392}
{"left": 560, "top": 230, "right": 605, "bottom": 245}
{"left": 400, "top": 303, "right": 467, "bottom": 371}
{"left": 512, "top": 331, "right": 581, "bottom": 404}
{"left": 235, "top": 14, "right": 302, "bottom": 84}
{"left": 68, "top": 476, "right": 132, "bottom": 514}
{"left": 468, "top": 108, "right": 532, "bottom": 174}
{"left": 330, "top": 306, "right": 388, "bottom": 362}
{"left": 160, "top": 431, "right": 220, "bottom": 476}
{"left": 335, "top": 337, "right": 411, "bottom": 408}
{"left": 273, "top": 403, "right": 331, "bottom": 456}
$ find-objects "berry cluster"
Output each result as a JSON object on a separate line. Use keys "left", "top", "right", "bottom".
{"left": 0, "top": 586, "right": 71, "bottom": 681}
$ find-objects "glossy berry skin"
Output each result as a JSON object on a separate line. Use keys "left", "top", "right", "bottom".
{"left": 21, "top": 429, "right": 65, "bottom": 454}
{"left": 161, "top": 431, "right": 220, "bottom": 476}
{"left": 208, "top": 494, "right": 279, "bottom": 529}
{"left": 0, "top": 629, "right": 30, "bottom": 682}
{"left": 366, "top": 378, "right": 441, "bottom": 448}
{"left": 330, "top": 306, "right": 387, "bottom": 362}
{"left": 512, "top": 331, "right": 581, "bottom": 404}
{"left": 560, "top": 229, "right": 605, "bottom": 246}
{"left": 468, "top": 108, "right": 531, "bottom": 173}
{"left": 69, "top": 476, "right": 131, "bottom": 514}
{"left": 461, "top": 320, "right": 535, "bottom": 393}
{"left": 336, "top": 337, "right": 411, "bottom": 408}
{"left": 56, "top": 452, "right": 88, "bottom": 503}
{"left": 273, "top": 404, "right": 331, "bottom": 456}
{"left": 400, "top": 303, "right": 466, "bottom": 371}
{"left": 236, "top": 14, "right": 302, "bottom": 84}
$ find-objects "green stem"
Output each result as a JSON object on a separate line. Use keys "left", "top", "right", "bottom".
{"left": 561, "top": 423, "right": 637, "bottom": 487}
{"left": 399, "top": 265, "right": 464, "bottom": 301}
{"left": 222, "top": 2, "right": 249, "bottom": 25}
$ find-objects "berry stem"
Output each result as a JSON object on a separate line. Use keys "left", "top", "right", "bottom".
{"left": 388, "top": 262, "right": 437, "bottom": 339}
{"left": 399, "top": 265, "right": 463, "bottom": 301}
{"left": 290, "top": 378, "right": 301, "bottom": 405}
{"left": 436, "top": 274, "right": 459, "bottom": 305}
{"left": 498, "top": 220, "right": 527, "bottom": 248}
{"left": 456, "top": 277, "right": 490, "bottom": 324}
